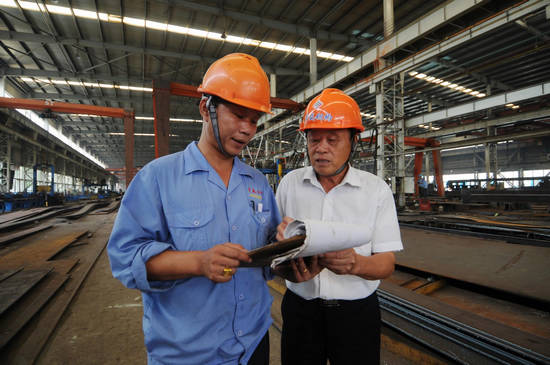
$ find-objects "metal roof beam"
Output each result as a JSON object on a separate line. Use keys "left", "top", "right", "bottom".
{"left": 407, "top": 92, "right": 449, "bottom": 107}
{"left": 407, "top": 81, "right": 550, "bottom": 128}
{"left": 514, "top": 19, "right": 550, "bottom": 41}
{"left": 253, "top": 0, "right": 546, "bottom": 139}
{"left": 344, "top": 1, "right": 546, "bottom": 97}
{"left": 404, "top": 128, "right": 550, "bottom": 155}
{"left": 155, "top": 0, "right": 369, "bottom": 45}
{"left": 254, "top": 0, "right": 488, "bottom": 131}
{"left": 433, "top": 57, "right": 514, "bottom": 91}
{"left": 415, "top": 107, "right": 550, "bottom": 138}
{"left": 0, "top": 30, "right": 307, "bottom": 76}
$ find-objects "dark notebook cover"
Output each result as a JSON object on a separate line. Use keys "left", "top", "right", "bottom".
{"left": 240, "top": 235, "right": 306, "bottom": 267}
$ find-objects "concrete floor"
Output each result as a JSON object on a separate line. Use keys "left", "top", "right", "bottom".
{"left": 37, "top": 242, "right": 147, "bottom": 365}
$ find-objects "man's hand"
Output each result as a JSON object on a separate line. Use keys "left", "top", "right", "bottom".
{"left": 290, "top": 256, "right": 323, "bottom": 282}
{"left": 276, "top": 216, "right": 294, "bottom": 241}
{"left": 319, "top": 248, "right": 357, "bottom": 275}
{"left": 273, "top": 256, "right": 323, "bottom": 282}
{"left": 199, "top": 243, "right": 251, "bottom": 283}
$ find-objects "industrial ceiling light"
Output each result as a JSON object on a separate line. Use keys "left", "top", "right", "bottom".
{"left": 408, "top": 71, "right": 486, "bottom": 98}
{"left": 361, "top": 112, "right": 375, "bottom": 118}
{"left": 0, "top": 0, "right": 353, "bottom": 62}
{"left": 20, "top": 77, "right": 152, "bottom": 92}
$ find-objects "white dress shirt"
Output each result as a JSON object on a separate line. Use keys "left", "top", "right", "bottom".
{"left": 276, "top": 166, "right": 403, "bottom": 300}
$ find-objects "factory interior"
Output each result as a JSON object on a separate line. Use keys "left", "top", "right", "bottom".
{"left": 0, "top": 0, "right": 549, "bottom": 364}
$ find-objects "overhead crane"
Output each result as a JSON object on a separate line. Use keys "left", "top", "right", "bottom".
{"left": 361, "top": 135, "right": 445, "bottom": 197}
{"left": 0, "top": 97, "right": 136, "bottom": 187}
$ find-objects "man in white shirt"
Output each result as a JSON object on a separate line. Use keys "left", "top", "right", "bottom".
{"left": 275, "top": 88, "right": 403, "bottom": 364}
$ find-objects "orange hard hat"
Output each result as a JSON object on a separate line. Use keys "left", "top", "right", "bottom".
{"left": 197, "top": 53, "right": 272, "bottom": 114}
{"left": 300, "top": 88, "right": 364, "bottom": 132}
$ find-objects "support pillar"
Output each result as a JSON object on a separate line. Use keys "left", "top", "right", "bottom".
{"left": 375, "top": 90, "right": 385, "bottom": 179}
{"left": 432, "top": 150, "right": 445, "bottom": 196}
{"left": 424, "top": 152, "right": 430, "bottom": 182}
{"left": 309, "top": 38, "right": 317, "bottom": 85}
{"left": 279, "top": 128, "right": 283, "bottom": 155}
{"left": 374, "top": 57, "right": 388, "bottom": 182}
{"left": 124, "top": 111, "right": 135, "bottom": 188}
{"left": 519, "top": 168, "right": 524, "bottom": 188}
{"left": 485, "top": 126, "right": 497, "bottom": 187}
{"left": 395, "top": 72, "right": 405, "bottom": 208}
{"left": 270, "top": 74, "right": 277, "bottom": 98}
{"left": 153, "top": 79, "right": 171, "bottom": 158}
{"left": 0, "top": 76, "right": 6, "bottom": 97}
{"left": 414, "top": 151, "right": 423, "bottom": 197}
{"left": 383, "top": 0, "right": 394, "bottom": 38}
{"left": 0, "top": 133, "right": 8, "bottom": 192}
{"left": 6, "top": 139, "right": 11, "bottom": 192}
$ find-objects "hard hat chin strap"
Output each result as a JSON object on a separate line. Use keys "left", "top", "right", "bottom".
{"left": 206, "top": 95, "right": 232, "bottom": 158}
{"left": 329, "top": 160, "right": 350, "bottom": 177}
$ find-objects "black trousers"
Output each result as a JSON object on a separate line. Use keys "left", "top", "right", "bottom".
{"left": 247, "top": 330, "right": 269, "bottom": 365}
{"left": 281, "top": 289, "right": 381, "bottom": 365}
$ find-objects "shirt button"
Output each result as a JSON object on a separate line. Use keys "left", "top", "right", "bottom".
{"left": 239, "top": 294, "right": 244, "bottom": 300}
{"left": 237, "top": 330, "right": 243, "bottom": 336}
{"left": 260, "top": 217, "right": 266, "bottom": 223}
{"left": 227, "top": 195, "right": 231, "bottom": 200}
{"left": 193, "top": 220, "right": 200, "bottom": 226}
{"left": 232, "top": 225, "right": 238, "bottom": 231}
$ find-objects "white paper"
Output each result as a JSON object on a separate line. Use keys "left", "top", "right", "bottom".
{"left": 271, "top": 219, "right": 371, "bottom": 268}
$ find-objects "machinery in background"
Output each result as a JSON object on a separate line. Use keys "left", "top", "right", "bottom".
{"left": 257, "top": 158, "right": 291, "bottom": 192}
{"left": 447, "top": 176, "right": 550, "bottom": 211}
{"left": 32, "top": 163, "right": 64, "bottom": 207}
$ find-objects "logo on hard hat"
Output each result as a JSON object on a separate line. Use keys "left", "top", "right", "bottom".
{"left": 313, "top": 100, "right": 323, "bottom": 109}
{"left": 306, "top": 111, "right": 333, "bottom": 122}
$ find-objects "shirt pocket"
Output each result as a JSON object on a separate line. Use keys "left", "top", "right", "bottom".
{"left": 250, "top": 210, "right": 272, "bottom": 249}
{"left": 166, "top": 210, "right": 214, "bottom": 251}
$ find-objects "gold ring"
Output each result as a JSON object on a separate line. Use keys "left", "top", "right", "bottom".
{"left": 223, "top": 268, "right": 233, "bottom": 277}
{"left": 303, "top": 268, "right": 308, "bottom": 273}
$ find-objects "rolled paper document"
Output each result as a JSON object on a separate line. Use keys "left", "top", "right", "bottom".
{"left": 270, "top": 219, "right": 372, "bottom": 267}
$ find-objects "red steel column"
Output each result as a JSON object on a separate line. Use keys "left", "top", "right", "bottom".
{"left": 124, "top": 111, "right": 135, "bottom": 187}
{"left": 432, "top": 150, "right": 445, "bottom": 197}
{"left": 153, "top": 80, "right": 171, "bottom": 158}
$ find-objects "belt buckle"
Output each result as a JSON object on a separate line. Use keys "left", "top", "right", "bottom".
{"left": 321, "top": 299, "right": 340, "bottom": 307}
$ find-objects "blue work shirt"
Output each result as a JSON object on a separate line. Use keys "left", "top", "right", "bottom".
{"left": 107, "top": 142, "right": 280, "bottom": 365}
{"left": 418, "top": 177, "right": 428, "bottom": 189}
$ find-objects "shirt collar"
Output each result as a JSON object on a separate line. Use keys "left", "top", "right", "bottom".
{"left": 233, "top": 157, "right": 253, "bottom": 177}
{"left": 184, "top": 141, "right": 252, "bottom": 177}
{"left": 184, "top": 142, "right": 209, "bottom": 174}
{"left": 302, "top": 165, "right": 361, "bottom": 188}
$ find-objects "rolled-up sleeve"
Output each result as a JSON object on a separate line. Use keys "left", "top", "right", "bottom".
{"left": 107, "top": 166, "right": 176, "bottom": 292}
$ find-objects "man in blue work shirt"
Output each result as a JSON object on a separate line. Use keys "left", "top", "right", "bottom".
{"left": 418, "top": 175, "right": 428, "bottom": 198}
{"left": 107, "top": 53, "right": 280, "bottom": 365}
